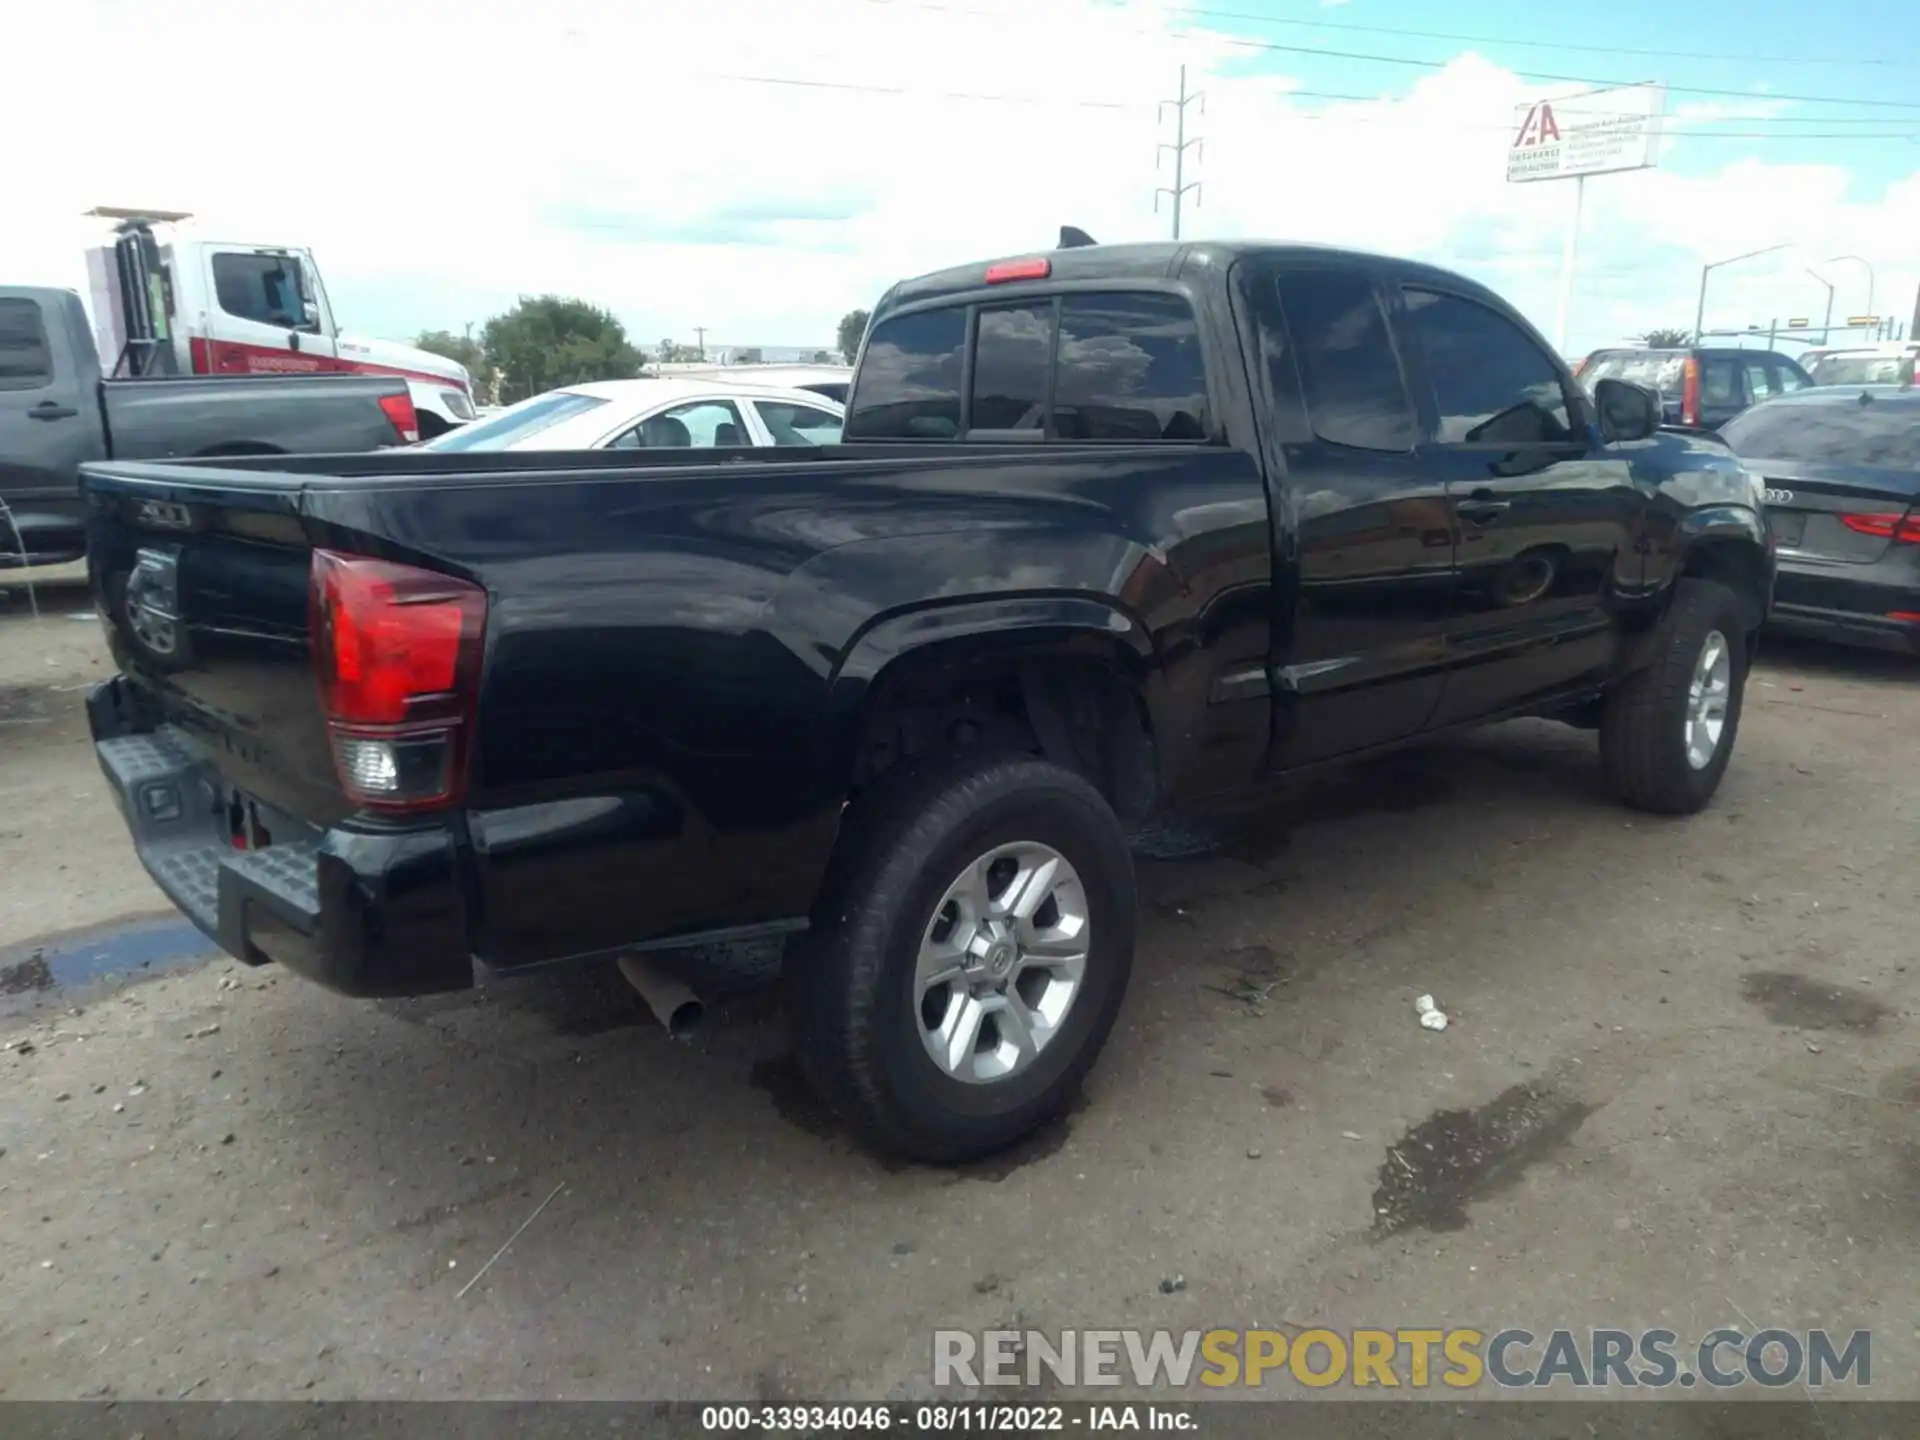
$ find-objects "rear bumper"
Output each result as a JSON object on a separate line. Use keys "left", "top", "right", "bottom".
{"left": 88, "top": 676, "right": 475, "bottom": 997}
{"left": 1768, "top": 557, "right": 1920, "bottom": 655}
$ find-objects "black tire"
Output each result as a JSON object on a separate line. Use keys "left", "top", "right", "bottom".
{"left": 1600, "top": 579, "right": 1749, "bottom": 814}
{"left": 787, "top": 750, "right": 1136, "bottom": 1163}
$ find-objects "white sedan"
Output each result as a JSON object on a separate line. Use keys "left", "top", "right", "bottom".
{"left": 418, "top": 378, "right": 843, "bottom": 454}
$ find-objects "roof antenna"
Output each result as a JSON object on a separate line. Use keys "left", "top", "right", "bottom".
{"left": 1059, "top": 226, "right": 1097, "bottom": 249}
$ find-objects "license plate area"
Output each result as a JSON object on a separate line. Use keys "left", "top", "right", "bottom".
{"left": 1769, "top": 512, "right": 1807, "bottom": 548}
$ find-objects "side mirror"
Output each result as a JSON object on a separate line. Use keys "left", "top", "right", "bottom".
{"left": 1594, "top": 378, "right": 1659, "bottom": 443}
{"left": 300, "top": 298, "right": 321, "bottom": 330}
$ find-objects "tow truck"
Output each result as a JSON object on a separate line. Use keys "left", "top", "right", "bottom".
{"left": 83, "top": 208, "right": 476, "bottom": 438}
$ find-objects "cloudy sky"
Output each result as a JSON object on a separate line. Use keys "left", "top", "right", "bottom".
{"left": 8, "top": 0, "right": 1918, "bottom": 357}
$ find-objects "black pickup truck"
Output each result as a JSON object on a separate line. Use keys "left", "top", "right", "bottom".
{"left": 79, "top": 238, "right": 1773, "bottom": 1161}
{"left": 2, "top": 287, "right": 417, "bottom": 567}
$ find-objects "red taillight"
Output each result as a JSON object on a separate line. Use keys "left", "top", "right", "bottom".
{"left": 1838, "top": 511, "right": 1920, "bottom": 544}
{"left": 309, "top": 550, "right": 486, "bottom": 813}
{"left": 378, "top": 392, "right": 420, "bottom": 444}
{"left": 985, "top": 257, "right": 1051, "bottom": 284}
{"left": 1680, "top": 357, "right": 1701, "bottom": 428}
{"left": 1887, "top": 612, "right": 1920, "bottom": 624}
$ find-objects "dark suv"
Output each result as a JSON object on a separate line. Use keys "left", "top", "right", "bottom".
{"left": 1578, "top": 346, "right": 1813, "bottom": 431}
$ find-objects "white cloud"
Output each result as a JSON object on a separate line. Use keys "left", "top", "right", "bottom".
{"left": 5, "top": 0, "right": 1915, "bottom": 356}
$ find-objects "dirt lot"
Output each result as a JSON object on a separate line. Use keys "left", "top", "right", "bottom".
{"left": 3, "top": 573, "right": 1918, "bottom": 1405}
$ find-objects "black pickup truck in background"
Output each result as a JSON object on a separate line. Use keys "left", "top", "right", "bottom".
{"left": 1, "top": 287, "right": 418, "bottom": 567}
{"left": 79, "top": 237, "right": 1773, "bottom": 1161}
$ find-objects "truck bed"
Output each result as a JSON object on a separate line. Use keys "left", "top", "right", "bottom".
{"left": 78, "top": 436, "right": 1248, "bottom": 991}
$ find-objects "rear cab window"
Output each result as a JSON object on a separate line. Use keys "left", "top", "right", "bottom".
{"left": 845, "top": 289, "right": 1211, "bottom": 442}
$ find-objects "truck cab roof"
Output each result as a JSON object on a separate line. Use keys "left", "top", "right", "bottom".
{"left": 881, "top": 239, "right": 1515, "bottom": 314}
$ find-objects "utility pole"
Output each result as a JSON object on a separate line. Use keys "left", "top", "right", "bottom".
{"left": 1155, "top": 64, "right": 1204, "bottom": 240}
{"left": 692, "top": 325, "right": 708, "bottom": 361}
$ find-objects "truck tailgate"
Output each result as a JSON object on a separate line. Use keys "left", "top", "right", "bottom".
{"left": 81, "top": 459, "right": 474, "bottom": 994}
{"left": 86, "top": 464, "right": 351, "bottom": 825}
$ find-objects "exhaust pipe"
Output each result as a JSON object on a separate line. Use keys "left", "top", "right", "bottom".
{"left": 616, "top": 955, "right": 703, "bottom": 1041}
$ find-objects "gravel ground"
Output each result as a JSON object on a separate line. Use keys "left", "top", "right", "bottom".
{"left": 2, "top": 580, "right": 1918, "bottom": 1407}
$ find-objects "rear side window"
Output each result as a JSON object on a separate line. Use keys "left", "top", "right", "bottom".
{"left": 1272, "top": 271, "right": 1416, "bottom": 453}
{"left": 1053, "top": 293, "right": 1210, "bottom": 441}
{"left": 0, "top": 298, "right": 53, "bottom": 391}
{"left": 845, "top": 308, "right": 966, "bottom": 440}
{"left": 757, "top": 399, "right": 844, "bottom": 446}
{"left": 1724, "top": 401, "right": 1920, "bottom": 469}
{"left": 1399, "top": 288, "right": 1574, "bottom": 444}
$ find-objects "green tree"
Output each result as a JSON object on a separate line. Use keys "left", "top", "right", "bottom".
{"left": 1643, "top": 327, "right": 1693, "bottom": 348}
{"left": 481, "top": 296, "right": 645, "bottom": 402}
{"left": 655, "top": 338, "right": 704, "bottom": 364}
{"left": 837, "top": 308, "right": 871, "bottom": 365}
{"left": 415, "top": 328, "right": 495, "bottom": 401}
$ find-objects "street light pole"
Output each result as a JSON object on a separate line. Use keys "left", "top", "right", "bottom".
{"left": 1805, "top": 269, "right": 1834, "bottom": 344}
{"left": 1694, "top": 243, "right": 1794, "bottom": 343}
{"left": 1823, "top": 254, "right": 1874, "bottom": 323}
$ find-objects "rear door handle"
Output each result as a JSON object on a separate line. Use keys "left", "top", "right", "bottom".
{"left": 29, "top": 402, "right": 79, "bottom": 421}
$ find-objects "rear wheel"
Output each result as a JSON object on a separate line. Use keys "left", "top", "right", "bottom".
{"left": 1600, "top": 579, "right": 1749, "bottom": 814}
{"left": 787, "top": 751, "right": 1136, "bottom": 1163}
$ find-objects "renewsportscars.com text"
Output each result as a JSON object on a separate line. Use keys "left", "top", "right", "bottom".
{"left": 933, "top": 1326, "right": 1871, "bottom": 1391}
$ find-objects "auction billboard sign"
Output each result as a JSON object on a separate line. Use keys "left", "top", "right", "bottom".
{"left": 1508, "top": 83, "right": 1666, "bottom": 184}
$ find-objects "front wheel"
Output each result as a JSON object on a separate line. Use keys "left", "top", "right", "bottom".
{"left": 1600, "top": 579, "right": 1750, "bottom": 814}
{"left": 787, "top": 751, "right": 1136, "bottom": 1163}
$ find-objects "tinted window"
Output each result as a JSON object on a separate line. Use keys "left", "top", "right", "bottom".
{"left": 1724, "top": 399, "right": 1920, "bottom": 469}
{"left": 1743, "top": 361, "right": 1776, "bottom": 401}
{"left": 845, "top": 308, "right": 965, "bottom": 440}
{"left": 1700, "top": 358, "right": 1739, "bottom": 407}
{"left": 608, "top": 399, "right": 746, "bottom": 448}
{"left": 1053, "top": 293, "right": 1209, "bottom": 441}
{"left": 1770, "top": 359, "right": 1810, "bottom": 393}
{"left": 419, "top": 390, "right": 608, "bottom": 451}
{"left": 757, "top": 400, "right": 844, "bottom": 446}
{"left": 1273, "top": 271, "right": 1416, "bottom": 452}
{"left": 970, "top": 303, "right": 1052, "bottom": 432}
{"left": 0, "top": 298, "right": 52, "bottom": 391}
{"left": 211, "top": 253, "right": 305, "bottom": 327}
{"left": 1400, "top": 288, "right": 1574, "bottom": 444}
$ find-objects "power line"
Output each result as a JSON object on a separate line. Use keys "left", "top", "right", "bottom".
{"left": 686, "top": 72, "right": 1920, "bottom": 140}
{"left": 1155, "top": 65, "right": 1204, "bottom": 239}
{"left": 1159, "top": 2, "right": 1920, "bottom": 71}
{"left": 863, "top": 0, "right": 1920, "bottom": 112}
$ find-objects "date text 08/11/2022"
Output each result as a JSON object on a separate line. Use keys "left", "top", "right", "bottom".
{"left": 699, "top": 1403, "right": 1193, "bottom": 1431}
